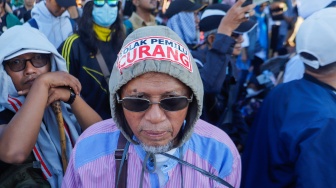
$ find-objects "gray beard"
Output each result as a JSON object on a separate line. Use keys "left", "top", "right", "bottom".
{"left": 140, "top": 141, "right": 173, "bottom": 154}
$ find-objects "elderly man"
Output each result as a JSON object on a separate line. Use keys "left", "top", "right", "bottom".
{"left": 0, "top": 26, "right": 101, "bottom": 187}
{"left": 62, "top": 25, "right": 241, "bottom": 187}
{"left": 242, "top": 8, "right": 336, "bottom": 187}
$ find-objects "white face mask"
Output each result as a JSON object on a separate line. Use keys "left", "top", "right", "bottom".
{"left": 297, "top": 0, "right": 332, "bottom": 19}
{"left": 92, "top": 4, "right": 118, "bottom": 27}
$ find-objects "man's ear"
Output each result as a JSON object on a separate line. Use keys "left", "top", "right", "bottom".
{"left": 207, "top": 34, "right": 215, "bottom": 47}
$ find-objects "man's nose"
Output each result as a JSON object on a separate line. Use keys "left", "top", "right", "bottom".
{"left": 24, "top": 61, "right": 37, "bottom": 75}
{"left": 144, "top": 103, "right": 166, "bottom": 123}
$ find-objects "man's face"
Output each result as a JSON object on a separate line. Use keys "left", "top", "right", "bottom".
{"left": 46, "top": 0, "right": 66, "bottom": 17}
{"left": 231, "top": 33, "right": 244, "bottom": 56}
{"left": 133, "top": 0, "right": 156, "bottom": 12}
{"left": 4, "top": 53, "right": 51, "bottom": 92}
{"left": 121, "top": 72, "right": 190, "bottom": 152}
{"left": 24, "top": 0, "right": 35, "bottom": 7}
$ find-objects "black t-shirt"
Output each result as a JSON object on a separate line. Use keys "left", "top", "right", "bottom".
{"left": 0, "top": 108, "right": 15, "bottom": 124}
{"left": 0, "top": 109, "right": 15, "bottom": 174}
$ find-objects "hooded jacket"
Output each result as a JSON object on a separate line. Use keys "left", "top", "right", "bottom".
{"left": 26, "top": 1, "right": 73, "bottom": 48}
{"left": 62, "top": 26, "right": 241, "bottom": 187}
{"left": 0, "top": 25, "right": 81, "bottom": 187}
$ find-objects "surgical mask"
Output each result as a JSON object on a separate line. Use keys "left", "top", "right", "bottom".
{"left": 92, "top": 4, "right": 118, "bottom": 28}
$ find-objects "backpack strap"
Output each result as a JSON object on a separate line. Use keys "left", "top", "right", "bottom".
{"left": 96, "top": 49, "right": 110, "bottom": 85}
{"left": 27, "top": 18, "right": 38, "bottom": 29}
{"left": 115, "top": 133, "right": 129, "bottom": 188}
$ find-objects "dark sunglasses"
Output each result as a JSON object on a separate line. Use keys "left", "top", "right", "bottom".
{"left": 94, "top": 0, "right": 118, "bottom": 7}
{"left": 5, "top": 54, "right": 50, "bottom": 72}
{"left": 117, "top": 94, "right": 193, "bottom": 112}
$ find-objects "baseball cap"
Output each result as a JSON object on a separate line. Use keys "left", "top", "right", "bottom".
{"left": 164, "top": 0, "right": 207, "bottom": 19}
{"left": 297, "top": 0, "right": 335, "bottom": 19}
{"left": 56, "top": 0, "right": 77, "bottom": 8}
{"left": 296, "top": 8, "right": 336, "bottom": 69}
{"left": 199, "top": 4, "right": 257, "bottom": 34}
{"left": 4, "top": 49, "right": 51, "bottom": 61}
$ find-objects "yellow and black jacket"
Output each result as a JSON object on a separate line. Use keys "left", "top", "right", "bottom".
{"left": 58, "top": 34, "right": 118, "bottom": 120}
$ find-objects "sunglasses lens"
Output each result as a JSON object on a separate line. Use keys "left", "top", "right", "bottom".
{"left": 122, "top": 98, "right": 150, "bottom": 112}
{"left": 107, "top": 0, "right": 118, "bottom": 6}
{"left": 94, "top": 0, "right": 105, "bottom": 6}
{"left": 7, "top": 60, "right": 25, "bottom": 72}
{"left": 160, "top": 97, "right": 189, "bottom": 111}
{"left": 31, "top": 54, "right": 49, "bottom": 68}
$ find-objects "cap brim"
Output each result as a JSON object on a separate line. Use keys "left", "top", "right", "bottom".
{"left": 234, "top": 19, "right": 257, "bottom": 34}
{"left": 164, "top": 0, "right": 207, "bottom": 18}
{"left": 4, "top": 49, "right": 51, "bottom": 61}
{"left": 186, "top": 4, "right": 207, "bottom": 13}
{"left": 56, "top": 0, "right": 76, "bottom": 8}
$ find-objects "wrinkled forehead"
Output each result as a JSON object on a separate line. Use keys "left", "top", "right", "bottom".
{"left": 120, "top": 72, "right": 191, "bottom": 94}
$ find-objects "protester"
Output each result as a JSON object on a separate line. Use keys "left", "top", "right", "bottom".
{"left": 242, "top": 8, "right": 336, "bottom": 187}
{"left": 62, "top": 25, "right": 241, "bottom": 187}
{"left": 192, "top": 2, "right": 256, "bottom": 152}
{"left": 0, "top": 0, "right": 21, "bottom": 35}
{"left": 124, "top": 0, "right": 158, "bottom": 35}
{"left": 165, "top": 0, "right": 207, "bottom": 49}
{"left": 58, "top": 0, "right": 125, "bottom": 120}
{"left": 0, "top": 25, "right": 101, "bottom": 187}
{"left": 25, "top": 0, "right": 77, "bottom": 48}
{"left": 283, "top": 0, "right": 336, "bottom": 83}
{"left": 13, "top": 0, "right": 34, "bottom": 22}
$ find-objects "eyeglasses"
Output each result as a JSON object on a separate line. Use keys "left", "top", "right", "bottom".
{"left": 94, "top": 0, "right": 118, "bottom": 7}
{"left": 5, "top": 54, "right": 50, "bottom": 72}
{"left": 117, "top": 94, "right": 193, "bottom": 112}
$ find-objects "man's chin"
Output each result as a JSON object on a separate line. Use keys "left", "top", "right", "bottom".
{"left": 140, "top": 141, "right": 173, "bottom": 154}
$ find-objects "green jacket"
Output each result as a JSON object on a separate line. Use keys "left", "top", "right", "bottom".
{"left": 6, "top": 13, "right": 22, "bottom": 28}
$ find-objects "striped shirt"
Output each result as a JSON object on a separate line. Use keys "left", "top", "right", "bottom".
{"left": 62, "top": 119, "right": 241, "bottom": 188}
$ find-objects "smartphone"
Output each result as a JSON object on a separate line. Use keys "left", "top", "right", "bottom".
{"left": 241, "top": 0, "right": 252, "bottom": 7}
{"left": 242, "top": 0, "right": 272, "bottom": 7}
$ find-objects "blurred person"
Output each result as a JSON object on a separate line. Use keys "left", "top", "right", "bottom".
{"left": 242, "top": 8, "right": 336, "bottom": 187}
{"left": 124, "top": 0, "right": 158, "bottom": 35}
{"left": 25, "top": 0, "right": 77, "bottom": 48}
{"left": 0, "top": 25, "right": 101, "bottom": 187}
{"left": 62, "top": 25, "right": 241, "bottom": 188}
{"left": 283, "top": 0, "right": 336, "bottom": 83}
{"left": 13, "top": 0, "right": 35, "bottom": 22}
{"left": 58, "top": 0, "right": 125, "bottom": 120}
{"left": 165, "top": 0, "right": 207, "bottom": 49}
{"left": 0, "top": 0, "right": 21, "bottom": 35}
{"left": 192, "top": 2, "right": 256, "bottom": 152}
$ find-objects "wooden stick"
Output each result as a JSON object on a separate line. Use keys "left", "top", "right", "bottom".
{"left": 51, "top": 101, "right": 68, "bottom": 174}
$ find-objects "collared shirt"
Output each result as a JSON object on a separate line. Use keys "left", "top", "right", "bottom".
{"left": 62, "top": 119, "right": 241, "bottom": 187}
{"left": 128, "top": 12, "right": 157, "bottom": 31}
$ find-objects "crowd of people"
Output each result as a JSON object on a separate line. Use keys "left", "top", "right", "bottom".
{"left": 0, "top": 0, "right": 336, "bottom": 187}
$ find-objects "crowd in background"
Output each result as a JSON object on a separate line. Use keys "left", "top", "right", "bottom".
{"left": 0, "top": 0, "right": 300, "bottom": 170}
{"left": 1, "top": 0, "right": 336, "bottom": 187}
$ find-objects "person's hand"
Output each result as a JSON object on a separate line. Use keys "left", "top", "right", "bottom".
{"left": 18, "top": 71, "right": 81, "bottom": 96}
{"left": 47, "top": 87, "right": 74, "bottom": 106}
{"left": 217, "top": 0, "right": 256, "bottom": 36}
